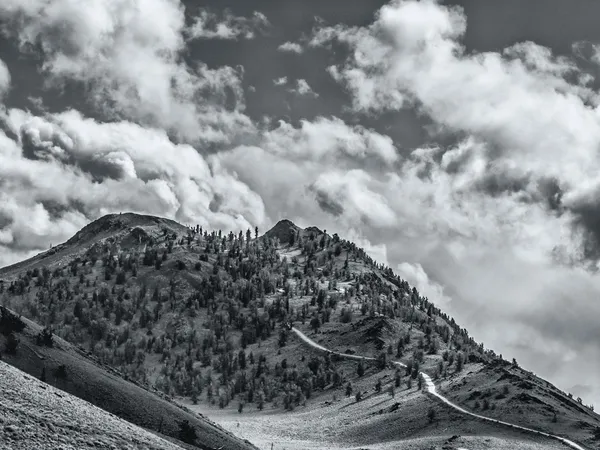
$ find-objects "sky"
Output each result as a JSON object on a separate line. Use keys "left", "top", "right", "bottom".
{"left": 0, "top": 0, "right": 599, "bottom": 409}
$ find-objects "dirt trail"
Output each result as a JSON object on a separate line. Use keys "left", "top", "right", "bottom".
{"left": 291, "top": 327, "right": 588, "bottom": 450}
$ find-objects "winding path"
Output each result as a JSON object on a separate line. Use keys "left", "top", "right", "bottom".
{"left": 291, "top": 327, "right": 588, "bottom": 450}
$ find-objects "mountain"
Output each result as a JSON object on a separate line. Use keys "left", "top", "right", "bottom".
{"left": 0, "top": 213, "right": 599, "bottom": 449}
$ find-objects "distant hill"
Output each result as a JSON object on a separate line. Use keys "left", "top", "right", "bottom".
{"left": 1, "top": 212, "right": 599, "bottom": 449}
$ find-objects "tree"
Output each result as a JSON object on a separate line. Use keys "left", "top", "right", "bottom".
{"left": 310, "top": 315, "right": 321, "bottom": 333}
{"left": 5, "top": 333, "right": 18, "bottom": 355}
{"left": 345, "top": 383, "right": 353, "bottom": 397}
{"left": 54, "top": 365, "right": 68, "bottom": 380}
{"left": 357, "top": 360, "right": 365, "bottom": 377}
{"left": 427, "top": 407, "right": 436, "bottom": 423}
{"left": 456, "top": 353, "right": 464, "bottom": 372}
{"left": 394, "top": 370, "right": 402, "bottom": 388}
{"left": 36, "top": 327, "right": 54, "bottom": 347}
{"left": 355, "top": 392, "right": 362, "bottom": 402}
{"left": 116, "top": 271, "right": 126, "bottom": 285}
{"left": 178, "top": 420, "right": 197, "bottom": 444}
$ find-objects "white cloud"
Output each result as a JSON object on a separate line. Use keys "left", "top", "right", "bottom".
{"left": 0, "top": 0, "right": 599, "bottom": 412}
{"left": 396, "top": 262, "right": 451, "bottom": 307}
{"left": 278, "top": 41, "right": 304, "bottom": 54}
{"left": 0, "top": 108, "right": 265, "bottom": 266}
{"left": 288, "top": 79, "right": 318, "bottom": 97}
{"left": 309, "top": 0, "right": 600, "bottom": 408}
{"left": 0, "top": 59, "right": 10, "bottom": 98}
{"left": 273, "top": 76, "right": 288, "bottom": 86}
{"left": 0, "top": 0, "right": 254, "bottom": 145}
{"left": 187, "top": 9, "right": 270, "bottom": 40}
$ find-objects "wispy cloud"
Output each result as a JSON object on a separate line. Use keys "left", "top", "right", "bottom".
{"left": 187, "top": 9, "right": 270, "bottom": 41}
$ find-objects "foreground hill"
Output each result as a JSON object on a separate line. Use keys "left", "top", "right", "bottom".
{"left": 0, "top": 360, "right": 184, "bottom": 450}
{"left": 0, "top": 305, "right": 256, "bottom": 450}
{"left": 1, "top": 212, "right": 599, "bottom": 448}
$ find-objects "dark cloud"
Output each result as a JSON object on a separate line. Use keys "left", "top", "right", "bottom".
{"left": 311, "top": 185, "right": 345, "bottom": 217}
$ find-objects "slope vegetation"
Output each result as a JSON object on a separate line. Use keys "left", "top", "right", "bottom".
{"left": 0, "top": 213, "right": 598, "bottom": 449}
{"left": 0, "top": 360, "right": 184, "bottom": 450}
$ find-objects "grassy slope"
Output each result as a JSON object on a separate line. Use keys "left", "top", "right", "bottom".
{"left": 0, "top": 311, "right": 257, "bottom": 450}
{"left": 0, "top": 360, "right": 184, "bottom": 450}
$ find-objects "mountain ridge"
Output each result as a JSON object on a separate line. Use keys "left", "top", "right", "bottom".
{"left": 0, "top": 212, "right": 598, "bottom": 449}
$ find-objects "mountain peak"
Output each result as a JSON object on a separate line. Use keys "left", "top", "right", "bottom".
{"left": 264, "top": 219, "right": 301, "bottom": 243}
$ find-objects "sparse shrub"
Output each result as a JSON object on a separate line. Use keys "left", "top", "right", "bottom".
{"left": 54, "top": 364, "right": 68, "bottom": 380}
{"left": 346, "top": 382, "right": 353, "bottom": 397}
{"left": 0, "top": 306, "right": 26, "bottom": 336}
{"left": 5, "top": 332, "right": 19, "bottom": 355}
{"left": 357, "top": 360, "right": 365, "bottom": 377}
{"left": 178, "top": 420, "right": 197, "bottom": 444}
{"left": 36, "top": 327, "right": 54, "bottom": 347}
{"left": 427, "top": 407, "right": 436, "bottom": 423}
{"left": 340, "top": 308, "right": 353, "bottom": 323}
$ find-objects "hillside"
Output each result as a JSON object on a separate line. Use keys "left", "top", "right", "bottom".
{"left": 0, "top": 360, "right": 185, "bottom": 450}
{"left": 0, "top": 305, "right": 256, "bottom": 450}
{"left": 1, "top": 213, "right": 599, "bottom": 449}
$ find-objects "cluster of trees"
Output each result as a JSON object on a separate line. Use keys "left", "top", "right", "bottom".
{"left": 3, "top": 219, "right": 592, "bottom": 417}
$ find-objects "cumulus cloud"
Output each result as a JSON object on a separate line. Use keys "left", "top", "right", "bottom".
{"left": 309, "top": 0, "right": 600, "bottom": 406}
{"left": 0, "top": 0, "right": 254, "bottom": 145}
{"left": 288, "top": 79, "right": 319, "bottom": 97}
{"left": 396, "top": 262, "right": 451, "bottom": 307}
{"left": 0, "top": 107, "right": 266, "bottom": 266}
{"left": 1, "top": 0, "right": 600, "bottom": 410}
{"left": 273, "top": 76, "right": 288, "bottom": 86}
{"left": 187, "top": 9, "right": 270, "bottom": 40}
{"left": 278, "top": 41, "right": 303, "bottom": 54}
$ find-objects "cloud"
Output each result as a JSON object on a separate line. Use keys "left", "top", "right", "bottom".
{"left": 0, "top": 0, "right": 599, "bottom": 411}
{"left": 187, "top": 9, "right": 270, "bottom": 41}
{"left": 273, "top": 76, "right": 288, "bottom": 86}
{"left": 0, "top": 0, "right": 254, "bottom": 145}
{"left": 396, "top": 262, "right": 451, "bottom": 307}
{"left": 0, "top": 107, "right": 266, "bottom": 266}
{"left": 278, "top": 41, "right": 304, "bottom": 54}
{"left": 0, "top": 59, "right": 10, "bottom": 98}
{"left": 288, "top": 79, "right": 319, "bottom": 97}
{"left": 309, "top": 0, "right": 600, "bottom": 407}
